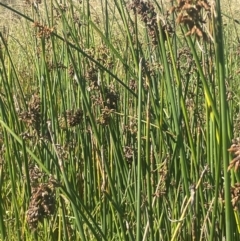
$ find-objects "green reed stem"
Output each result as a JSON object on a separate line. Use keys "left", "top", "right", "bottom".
{"left": 136, "top": 58, "right": 143, "bottom": 241}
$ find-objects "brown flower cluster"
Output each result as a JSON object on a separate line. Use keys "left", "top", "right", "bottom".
{"left": 28, "top": 163, "right": 46, "bottom": 184}
{"left": 33, "top": 22, "right": 54, "bottom": 39}
{"left": 86, "top": 69, "right": 118, "bottom": 126}
{"left": 18, "top": 93, "right": 84, "bottom": 138}
{"left": 96, "top": 45, "right": 114, "bottom": 69}
{"left": 231, "top": 183, "right": 240, "bottom": 211}
{"left": 123, "top": 146, "right": 136, "bottom": 163}
{"left": 104, "top": 86, "right": 118, "bottom": 110}
{"left": 18, "top": 93, "right": 41, "bottom": 135}
{"left": 122, "top": 118, "right": 138, "bottom": 164}
{"left": 58, "top": 109, "right": 83, "bottom": 130}
{"left": 123, "top": 118, "right": 138, "bottom": 136}
{"left": 47, "top": 61, "right": 67, "bottom": 72}
{"left": 97, "top": 107, "right": 114, "bottom": 126}
{"left": 53, "top": 4, "right": 68, "bottom": 22}
{"left": 128, "top": 0, "right": 165, "bottom": 46}
{"left": 78, "top": 46, "right": 118, "bottom": 126}
{"left": 96, "top": 86, "right": 118, "bottom": 126}
{"left": 170, "top": 0, "right": 211, "bottom": 40}
{"left": 153, "top": 161, "right": 168, "bottom": 198}
{"left": 228, "top": 138, "right": 240, "bottom": 171}
{"left": 85, "top": 65, "right": 99, "bottom": 90}
{"left": 27, "top": 183, "right": 56, "bottom": 230}
{"left": 26, "top": 165, "right": 59, "bottom": 230}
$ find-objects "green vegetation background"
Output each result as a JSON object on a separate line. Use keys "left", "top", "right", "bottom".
{"left": 0, "top": 0, "right": 240, "bottom": 240}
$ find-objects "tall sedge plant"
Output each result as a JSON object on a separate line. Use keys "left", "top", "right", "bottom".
{"left": 0, "top": 0, "right": 240, "bottom": 240}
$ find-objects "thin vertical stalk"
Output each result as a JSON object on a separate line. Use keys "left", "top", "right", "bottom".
{"left": 136, "top": 58, "right": 143, "bottom": 241}
{"left": 145, "top": 92, "right": 154, "bottom": 241}
{"left": 0, "top": 150, "right": 6, "bottom": 240}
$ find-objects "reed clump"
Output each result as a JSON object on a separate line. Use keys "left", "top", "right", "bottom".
{"left": 0, "top": 0, "right": 240, "bottom": 240}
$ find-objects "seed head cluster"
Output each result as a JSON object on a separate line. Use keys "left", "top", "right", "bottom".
{"left": 83, "top": 47, "right": 119, "bottom": 126}
{"left": 231, "top": 183, "right": 240, "bottom": 211}
{"left": 129, "top": 0, "right": 168, "bottom": 46}
{"left": 18, "top": 93, "right": 84, "bottom": 137}
{"left": 33, "top": 22, "right": 54, "bottom": 39}
{"left": 18, "top": 93, "right": 41, "bottom": 136}
{"left": 170, "top": 0, "right": 211, "bottom": 40}
{"left": 26, "top": 165, "right": 59, "bottom": 230}
{"left": 27, "top": 183, "right": 56, "bottom": 230}
{"left": 59, "top": 109, "right": 83, "bottom": 130}
{"left": 228, "top": 138, "right": 240, "bottom": 171}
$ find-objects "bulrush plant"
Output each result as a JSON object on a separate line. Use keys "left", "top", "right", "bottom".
{"left": 0, "top": 0, "right": 240, "bottom": 240}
